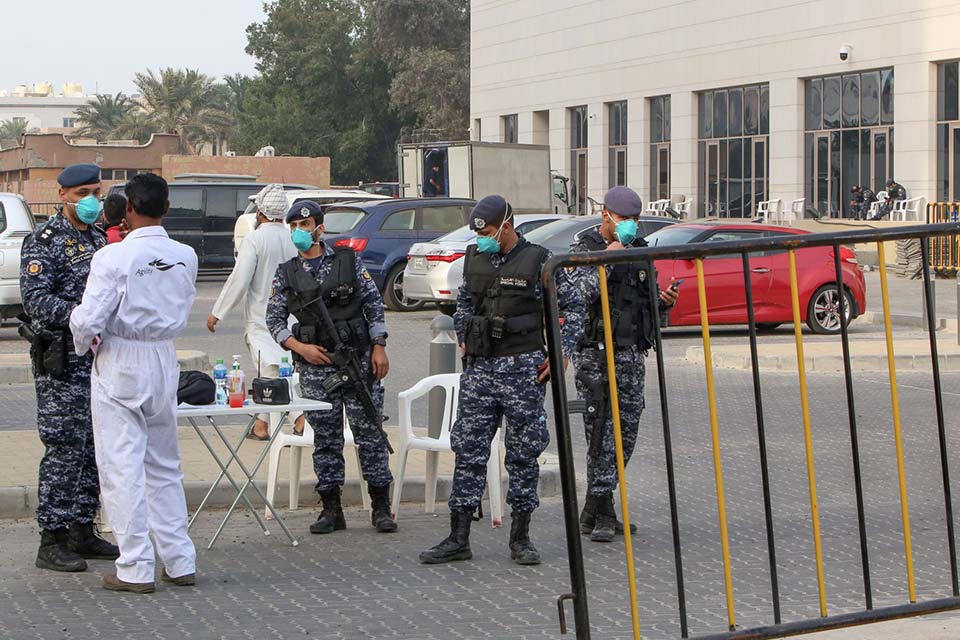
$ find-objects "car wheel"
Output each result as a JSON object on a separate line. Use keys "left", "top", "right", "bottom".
{"left": 383, "top": 263, "right": 426, "bottom": 312}
{"left": 437, "top": 303, "right": 457, "bottom": 317}
{"left": 756, "top": 323, "right": 782, "bottom": 331}
{"left": 806, "top": 284, "right": 855, "bottom": 334}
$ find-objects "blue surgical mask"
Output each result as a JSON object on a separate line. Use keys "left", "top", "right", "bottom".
{"left": 476, "top": 217, "right": 507, "bottom": 254}
{"left": 74, "top": 195, "right": 102, "bottom": 225}
{"left": 291, "top": 227, "right": 315, "bottom": 252}
{"left": 614, "top": 218, "right": 638, "bottom": 245}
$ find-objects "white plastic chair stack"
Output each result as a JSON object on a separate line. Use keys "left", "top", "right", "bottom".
{"left": 675, "top": 199, "right": 692, "bottom": 219}
{"left": 391, "top": 373, "right": 505, "bottom": 527}
{"left": 892, "top": 197, "right": 924, "bottom": 222}
{"left": 265, "top": 397, "right": 369, "bottom": 519}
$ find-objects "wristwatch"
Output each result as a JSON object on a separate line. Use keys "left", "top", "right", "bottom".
{"left": 373, "top": 336, "right": 387, "bottom": 347}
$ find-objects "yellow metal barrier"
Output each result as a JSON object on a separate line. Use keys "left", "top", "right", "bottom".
{"left": 597, "top": 266, "right": 642, "bottom": 640}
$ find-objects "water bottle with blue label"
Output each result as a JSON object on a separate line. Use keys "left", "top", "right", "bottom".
{"left": 278, "top": 356, "right": 293, "bottom": 378}
{"left": 213, "top": 358, "right": 228, "bottom": 406}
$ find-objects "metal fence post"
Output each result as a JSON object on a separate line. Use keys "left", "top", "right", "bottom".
{"left": 428, "top": 315, "right": 457, "bottom": 476}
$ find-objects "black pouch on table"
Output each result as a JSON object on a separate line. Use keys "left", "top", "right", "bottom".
{"left": 178, "top": 370, "right": 216, "bottom": 405}
{"left": 252, "top": 377, "right": 291, "bottom": 405}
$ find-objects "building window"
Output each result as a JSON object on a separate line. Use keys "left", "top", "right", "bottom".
{"left": 698, "top": 84, "right": 769, "bottom": 217}
{"left": 937, "top": 61, "right": 960, "bottom": 202}
{"left": 607, "top": 101, "right": 628, "bottom": 188}
{"left": 501, "top": 114, "right": 518, "bottom": 144}
{"left": 62, "top": 118, "right": 77, "bottom": 128}
{"left": 472, "top": 118, "right": 482, "bottom": 142}
{"left": 649, "top": 95, "right": 670, "bottom": 201}
{"left": 570, "top": 105, "right": 588, "bottom": 214}
{"left": 805, "top": 68, "right": 894, "bottom": 218}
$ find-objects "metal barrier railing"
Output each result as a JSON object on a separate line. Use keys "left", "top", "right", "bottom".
{"left": 927, "top": 203, "right": 960, "bottom": 273}
{"left": 543, "top": 222, "right": 960, "bottom": 640}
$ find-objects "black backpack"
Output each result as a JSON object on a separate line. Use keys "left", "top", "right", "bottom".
{"left": 177, "top": 370, "right": 215, "bottom": 405}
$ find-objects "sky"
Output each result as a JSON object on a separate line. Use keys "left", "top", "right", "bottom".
{"left": 2, "top": 0, "right": 268, "bottom": 95}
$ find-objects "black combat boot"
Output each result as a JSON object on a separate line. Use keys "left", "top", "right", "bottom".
{"left": 590, "top": 493, "right": 617, "bottom": 543}
{"left": 310, "top": 488, "right": 346, "bottom": 534}
{"left": 68, "top": 522, "right": 120, "bottom": 559}
{"left": 419, "top": 510, "right": 473, "bottom": 564}
{"left": 509, "top": 511, "right": 541, "bottom": 565}
{"left": 580, "top": 492, "right": 637, "bottom": 536}
{"left": 36, "top": 529, "right": 87, "bottom": 572}
{"left": 368, "top": 484, "right": 397, "bottom": 533}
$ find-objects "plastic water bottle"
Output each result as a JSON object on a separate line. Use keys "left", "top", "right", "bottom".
{"left": 213, "top": 358, "right": 228, "bottom": 406}
{"left": 227, "top": 355, "right": 245, "bottom": 408}
{"left": 278, "top": 356, "right": 293, "bottom": 378}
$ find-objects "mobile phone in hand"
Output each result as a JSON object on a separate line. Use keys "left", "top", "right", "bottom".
{"left": 670, "top": 278, "right": 685, "bottom": 290}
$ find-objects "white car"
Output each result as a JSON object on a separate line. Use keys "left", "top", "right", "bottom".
{"left": 403, "top": 214, "right": 570, "bottom": 310}
{"left": 0, "top": 193, "right": 37, "bottom": 321}
{"left": 233, "top": 189, "right": 390, "bottom": 257}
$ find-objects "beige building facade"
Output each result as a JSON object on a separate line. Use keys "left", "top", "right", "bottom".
{"left": 470, "top": 0, "right": 960, "bottom": 218}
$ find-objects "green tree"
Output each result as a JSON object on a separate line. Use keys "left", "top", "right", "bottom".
{"left": 0, "top": 118, "right": 38, "bottom": 141}
{"left": 113, "top": 110, "right": 156, "bottom": 144}
{"left": 237, "top": 0, "right": 400, "bottom": 183}
{"left": 133, "top": 68, "right": 235, "bottom": 153}
{"left": 74, "top": 93, "right": 135, "bottom": 140}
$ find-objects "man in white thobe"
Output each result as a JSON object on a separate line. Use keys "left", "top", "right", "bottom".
{"left": 70, "top": 173, "right": 198, "bottom": 593}
{"left": 207, "top": 183, "right": 301, "bottom": 440}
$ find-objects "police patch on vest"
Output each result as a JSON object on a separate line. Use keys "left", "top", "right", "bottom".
{"left": 498, "top": 276, "right": 529, "bottom": 289}
{"left": 27, "top": 260, "right": 42, "bottom": 275}
{"left": 638, "top": 270, "right": 647, "bottom": 283}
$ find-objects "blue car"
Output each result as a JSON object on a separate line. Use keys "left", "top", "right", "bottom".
{"left": 321, "top": 198, "right": 476, "bottom": 311}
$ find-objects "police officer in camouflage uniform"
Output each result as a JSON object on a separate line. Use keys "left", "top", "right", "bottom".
{"left": 571, "top": 186, "right": 678, "bottom": 543}
{"left": 419, "top": 195, "right": 584, "bottom": 566}
{"left": 266, "top": 201, "right": 397, "bottom": 535}
{"left": 19, "top": 163, "right": 120, "bottom": 572}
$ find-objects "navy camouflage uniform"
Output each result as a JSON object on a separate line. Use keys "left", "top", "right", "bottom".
{"left": 266, "top": 242, "right": 392, "bottom": 492}
{"left": 570, "top": 231, "right": 668, "bottom": 497}
{"left": 20, "top": 210, "right": 106, "bottom": 530}
{"left": 450, "top": 236, "right": 584, "bottom": 514}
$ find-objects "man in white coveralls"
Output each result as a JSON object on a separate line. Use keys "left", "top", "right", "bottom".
{"left": 206, "top": 183, "right": 303, "bottom": 440}
{"left": 70, "top": 173, "right": 198, "bottom": 593}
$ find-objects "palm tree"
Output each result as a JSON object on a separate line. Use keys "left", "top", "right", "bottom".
{"left": 74, "top": 93, "right": 135, "bottom": 140}
{"left": 0, "top": 118, "right": 37, "bottom": 141}
{"left": 113, "top": 110, "right": 156, "bottom": 144}
{"left": 133, "top": 68, "right": 235, "bottom": 154}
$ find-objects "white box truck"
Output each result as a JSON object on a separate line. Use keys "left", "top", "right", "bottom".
{"left": 397, "top": 141, "right": 571, "bottom": 214}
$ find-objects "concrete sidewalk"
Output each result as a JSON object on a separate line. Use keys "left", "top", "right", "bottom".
{"left": 0, "top": 423, "right": 560, "bottom": 519}
{"left": 0, "top": 349, "right": 209, "bottom": 384}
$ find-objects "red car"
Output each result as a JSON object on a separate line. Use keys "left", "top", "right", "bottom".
{"left": 646, "top": 222, "right": 866, "bottom": 334}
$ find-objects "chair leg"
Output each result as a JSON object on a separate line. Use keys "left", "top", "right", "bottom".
{"left": 391, "top": 446, "right": 410, "bottom": 520}
{"left": 355, "top": 445, "right": 370, "bottom": 512}
{"left": 265, "top": 441, "right": 285, "bottom": 520}
{"left": 424, "top": 451, "right": 440, "bottom": 515}
{"left": 289, "top": 446, "right": 303, "bottom": 511}
{"left": 486, "top": 440, "right": 504, "bottom": 528}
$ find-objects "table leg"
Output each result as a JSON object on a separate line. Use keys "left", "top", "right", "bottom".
{"left": 186, "top": 416, "right": 270, "bottom": 536}
{"left": 208, "top": 412, "right": 299, "bottom": 548}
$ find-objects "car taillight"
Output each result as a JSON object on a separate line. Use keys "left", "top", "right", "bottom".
{"left": 837, "top": 245, "right": 858, "bottom": 264}
{"left": 426, "top": 251, "right": 465, "bottom": 263}
{"left": 334, "top": 237, "right": 368, "bottom": 252}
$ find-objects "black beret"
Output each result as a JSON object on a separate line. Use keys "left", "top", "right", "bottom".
{"left": 57, "top": 163, "right": 101, "bottom": 188}
{"left": 286, "top": 200, "right": 324, "bottom": 223}
{"left": 603, "top": 186, "right": 643, "bottom": 217}
{"left": 470, "top": 195, "right": 511, "bottom": 231}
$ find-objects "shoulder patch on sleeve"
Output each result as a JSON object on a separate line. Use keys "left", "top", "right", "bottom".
{"left": 26, "top": 260, "right": 43, "bottom": 275}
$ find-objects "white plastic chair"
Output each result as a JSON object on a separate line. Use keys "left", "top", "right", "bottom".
{"left": 785, "top": 198, "right": 804, "bottom": 226}
{"left": 674, "top": 199, "right": 692, "bottom": 218}
{"left": 391, "top": 373, "right": 505, "bottom": 527}
{"left": 264, "top": 379, "right": 368, "bottom": 519}
{"left": 893, "top": 197, "right": 924, "bottom": 222}
{"left": 758, "top": 199, "right": 782, "bottom": 224}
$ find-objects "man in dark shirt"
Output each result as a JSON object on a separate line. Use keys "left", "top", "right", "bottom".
{"left": 424, "top": 163, "right": 444, "bottom": 197}
{"left": 849, "top": 185, "right": 876, "bottom": 220}
{"left": 874, "top": 179, "right": 907, "bottom": 219}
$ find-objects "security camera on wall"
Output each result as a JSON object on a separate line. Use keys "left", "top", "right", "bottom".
{"left": 839, "top": 44, "right": 853, "bottom": 61}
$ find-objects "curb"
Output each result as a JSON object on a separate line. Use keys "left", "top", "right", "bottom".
{"left": 858, "top": 312, "right": 958, "bottom": 332}
{"left": 0, "top": 458, "right": 561, "bottom": 520}
{"left": 0, "top": 350, "right": 209, "bottom": 385}
{"left": 685, "top": 346, "right": 960, "bottom": 372}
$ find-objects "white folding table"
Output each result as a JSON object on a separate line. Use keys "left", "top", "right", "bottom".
{"left": 177, "top": 399, "right": 332, "bottom": 549}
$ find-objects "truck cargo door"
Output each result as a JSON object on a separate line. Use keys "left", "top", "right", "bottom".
{"left": 399, "top": 146, "right": 422, "bottom": 198}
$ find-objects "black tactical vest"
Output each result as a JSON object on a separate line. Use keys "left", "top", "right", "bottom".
{"left": 462, "top": 240, "right": 547, "bottom": 357}
{"left": 281, "top": 247, "right": 370, "bottom": 351}
{"left": 578, "top": 229, "right": 656, "bottom": 352}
